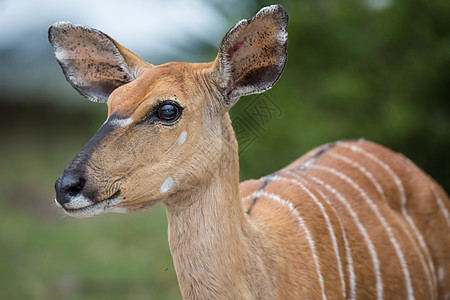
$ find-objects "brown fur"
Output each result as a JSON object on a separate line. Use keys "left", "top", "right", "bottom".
{"left": 50, "top": 5, "right": 450, "bottom": 299}
{"left": 241, "top": 140, "right": 450, "bottom": 299}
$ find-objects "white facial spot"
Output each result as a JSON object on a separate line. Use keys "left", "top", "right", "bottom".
{"left": 108, "top": 118, "right": 133, "bottom": 127}
{"left": 161, "top": 177, "right": 174, "bottom": 193}
{"left": 178, "top": 131, "right": 187, "bottom": 145}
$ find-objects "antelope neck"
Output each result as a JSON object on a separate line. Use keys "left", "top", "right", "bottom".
{"left": 163, "top": 119, "right": 275, "bottom": 299}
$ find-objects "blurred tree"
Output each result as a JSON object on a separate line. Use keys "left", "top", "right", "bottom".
{"left": 231, "top": 0, "right": 450, "bottom": 192}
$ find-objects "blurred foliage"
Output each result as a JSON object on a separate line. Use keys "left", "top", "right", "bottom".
{"left": 0, "top": 0, "right": 449, "bottom": 298}
{"left": 233, "top": 0, "right": 450, "bottom": 192}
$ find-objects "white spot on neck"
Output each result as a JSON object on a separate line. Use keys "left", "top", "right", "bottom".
{"left": 438, "top": 267, "right": 445, "bottom": 281}
{"left": 108, "top": 117, "right": 133, "bottom": 127}
{"left": 161, "top": 177, "right": 174, "bottom": 193}
{"left": 178, "top": 131, "right": 187, "bottom": 145}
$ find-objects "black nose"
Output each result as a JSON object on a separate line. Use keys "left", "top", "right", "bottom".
{"left": 55, "top": 173, "right": 86, "bottom": 205}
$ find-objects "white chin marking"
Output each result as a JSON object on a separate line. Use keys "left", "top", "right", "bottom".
{"left": 61, "top": 194, "right": 92, "bottom": 209}
{"left": 56, "top": 197, "right": 127, "bottom": 218}
{"left": 161, "top": 177, "right": 174, "bottom": 193}
{"left": 178, "top": 131, "right": 187, "bottom": 145}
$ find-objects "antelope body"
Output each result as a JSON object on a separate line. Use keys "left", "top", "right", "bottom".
{"left": 50, "top": 5, "right": 450, "bottom": 299}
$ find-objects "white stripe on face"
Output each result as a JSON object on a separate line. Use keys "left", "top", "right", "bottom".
{"left": 107, "top": 117, "right": 133, "bottom": 128}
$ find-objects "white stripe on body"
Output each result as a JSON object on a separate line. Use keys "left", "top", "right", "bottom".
{"left": 310, "top": 163, "right": 414, "bottom": 300}
{"left": 430, "top": 183, "right": 450, "bottom": 233}
{"left": 248, "top": 190, "right": 328, "bottom": 300}
{"left": 329, "top": 152, "right": 387, "bottom": 201}
{"left": 270, "top": 175, "right": 346, "bottom": 299}
{"left": 290, "top": 172, "right": 356, "bottom": 300}
{"left": 304, "top": 171, "right": 384, "bottom": 300}
{"left": 403, "top": 157, "right": 450, "bottom": 234}
{"left": 340, "top": 142, "right": 437, "bottom": 297}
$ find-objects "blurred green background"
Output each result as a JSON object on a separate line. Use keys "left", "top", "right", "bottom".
{"left": 1, "top": 0, "right": 449, "bottom": 299}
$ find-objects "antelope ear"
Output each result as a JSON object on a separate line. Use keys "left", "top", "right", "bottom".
{"left": 214, "top": 5, "right": 288, "bottom": 107}
{"left": 48, "top": 22, "right": 152, "bottom": 103}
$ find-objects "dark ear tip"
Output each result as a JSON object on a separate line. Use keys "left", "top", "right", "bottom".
{"left": 48, "top": 22, "right": 73, "bottom": 45}
{"left": 48, "top": 21, "right": 73, "bottom": 32}
{"left": 48, "top": 24, "right": 55, "bottom": 44}
{"left": 258, "top": 4, "right": 289, "bottom": 27}
{"left": 269, "top": 4, "right": 288, "bottom": 14}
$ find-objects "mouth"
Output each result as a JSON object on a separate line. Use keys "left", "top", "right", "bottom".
{"left": 56, "top": 190, "right": 127, "bottom": 218}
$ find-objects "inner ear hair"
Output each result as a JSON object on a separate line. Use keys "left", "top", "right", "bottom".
{"left": 217, "top": 5, "right": 288, "bottom": 106}
{"left": 48, "top": 22, "right": 151, "bottom": 103}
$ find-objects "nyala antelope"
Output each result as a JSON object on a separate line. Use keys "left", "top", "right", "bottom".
{"left": 50, "top": 5, "right": 450, "bottom": 300}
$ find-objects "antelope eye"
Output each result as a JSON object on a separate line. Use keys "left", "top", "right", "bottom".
{"left": 156, "top": 103, "right": 182, "bottom": 122}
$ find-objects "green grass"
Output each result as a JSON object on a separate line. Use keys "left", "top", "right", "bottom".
{"left": 0, "top": 205, "right": 181, "bottom": 299}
